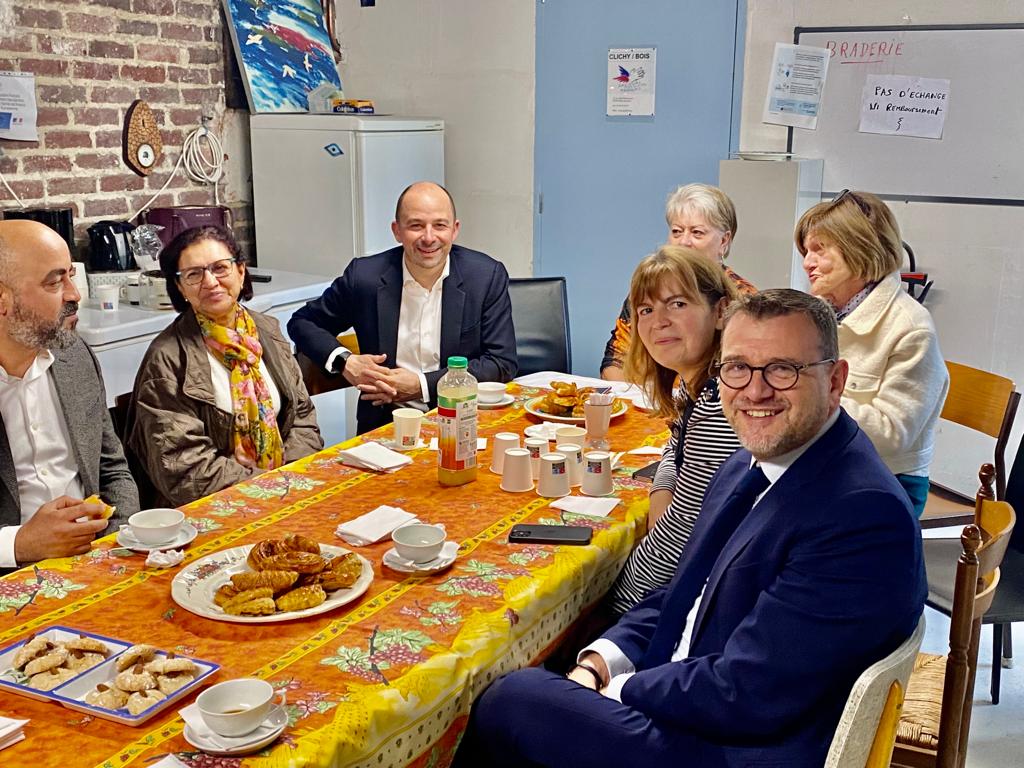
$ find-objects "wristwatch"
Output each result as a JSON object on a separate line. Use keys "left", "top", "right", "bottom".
{"left": 331, "top": 347, "right": 352, "bottom": 373}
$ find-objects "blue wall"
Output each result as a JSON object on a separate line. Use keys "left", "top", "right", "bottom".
{"left": 534, "top": 0, "right": 746, "bottom": 376}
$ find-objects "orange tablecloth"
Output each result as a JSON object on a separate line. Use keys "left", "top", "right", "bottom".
{"left": 0, "top": 386, "right": 667, "bottom": 768}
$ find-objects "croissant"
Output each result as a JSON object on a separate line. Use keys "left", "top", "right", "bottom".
{"left": 262, "top": 551, "right": 326, "bottom": 574}
{"left": 246, "top": 539, "right": 289, "bottom": 570}
{"left": 283, "top": 533, "right": 320, "bottom": 554}
{"left": 222, "top": 587, "right": 274, "bottom": 613}
{"left": 224, "top": 596, "right": 277, "bottom": 616}
{"left": 275, "top": 584, "right": 326, "bottom": 612}
{"left": 230, "top": 569, "right": 299, "bottom": 593}
{"left": 214, "top": 584, "right": 240, "bottom": 606}
{"left": 315, "top": 553, "right": 363, "bottom": 591}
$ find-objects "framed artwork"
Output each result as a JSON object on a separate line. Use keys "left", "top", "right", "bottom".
{"left": 222, "top": 0, "right": 343, "bottom": 113}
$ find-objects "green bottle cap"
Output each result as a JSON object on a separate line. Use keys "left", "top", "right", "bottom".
{"left": 447, "top": 356, "right": 468, "bottom": 368}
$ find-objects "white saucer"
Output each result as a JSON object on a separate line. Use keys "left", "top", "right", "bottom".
{"left": 478, "top": 393, "right": 515, "bottom": 409}
{"left": 115, "top": 522, "right": 198, "bottom": 552}
{"left": 183, "top": 705, "right": 288, "bottom": 756}
{"left": 383, "top": 541, "right": 459, "bottom": 574}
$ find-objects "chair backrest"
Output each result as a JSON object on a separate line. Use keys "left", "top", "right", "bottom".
{"left": 508, "top": 277, "right": 571, "bottom": 376}
{"left": 940, "top": 361, "right": 1019, "bottom": 499}
{"left": 825, "top": 615, "right": 926, "bottom": 767}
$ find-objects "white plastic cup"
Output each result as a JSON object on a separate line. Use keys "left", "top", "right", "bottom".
{"left": 392, "top": 408, "right": 424, "bottom": 450}
{"left": 197, "top": 678, "right": 286, "bottom": 737}
{"left": 499, "top": 448, "right": 534, "bottom": 493}
{"left": 537, "top": 453, "right": 571, "bottom": 498}
{"left": 490, "top": 432, "right": 520, "bottom": 474}
{"left": 96, "top": 284, "right": 119, "bottom": 312}
{"left": 581, "top": 451, "right": 614, "bottom": 497}
{"left": 555, "top": 442, "right": 583, "bottom": 488}
{"left": 524, "top": 437, "right": 547, "bottom": 480}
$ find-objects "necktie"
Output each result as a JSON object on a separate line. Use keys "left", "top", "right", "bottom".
{"left": 644, "top": 464, "right": 771, "bottom": 666}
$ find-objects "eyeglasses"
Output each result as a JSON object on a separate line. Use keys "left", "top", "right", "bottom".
{"left": 830, "top": 189, "right": 871, "bottom": 217}
{"left": 714, "top": 359, "right": 836, "bottom": 391}
{"left": 176, "top": 257, "right": 240, "bottom": 286}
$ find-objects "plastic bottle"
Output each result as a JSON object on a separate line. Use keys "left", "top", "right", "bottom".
{"left": 437, "top": 356, "right": 478, "bottom": 486}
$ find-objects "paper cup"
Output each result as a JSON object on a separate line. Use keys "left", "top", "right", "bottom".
{"left": 581, "top": 451, "right": 614, "bottom": 496}
{"left": 537, "top": 453, "right": 571, "bottom": 498}
{"left": 96, "top": 284, "right": 119, "bottom": 312}
{"left": 490, "top": 432, "right": 520, "bottom": 474}
{"left": 392, "top": 408, "right": 424, "bottom": 450}
{"left": 499, "top": 448, "right": 534, "bottom": 493}
{"left": 524, "top": 437, "right": 547, "bottom": 480}
{"left": 555, "top": 426, "right": 587, "bottom": 446}
{"left": 555, "top": 443, "right": 583, "bottom": 488}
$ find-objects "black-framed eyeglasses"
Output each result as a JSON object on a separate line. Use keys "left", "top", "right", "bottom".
{"left": 713, "top": 359, "right": 837, "bottom": 391}
{"left": 176, "top": 257, "right": 240, "bottom": 286}
{"left": 830, "top": 189, "right": 871, "bottom": 217}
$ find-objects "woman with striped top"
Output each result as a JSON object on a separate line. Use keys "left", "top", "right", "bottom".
{"left": 607, "top": 245, "right": 743, "bottom": 615}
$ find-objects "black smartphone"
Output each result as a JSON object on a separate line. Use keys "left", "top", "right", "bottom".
{"left": 508, "top": 524, "right": 592, "bottom": 546}
{"left": 631, "top": 461, "right": 660, "bottom": 483}
{"left": 249, "top": 272, "right": 273, "bottom": 283}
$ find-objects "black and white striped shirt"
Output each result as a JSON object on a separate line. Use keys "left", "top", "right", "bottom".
{"left": 608, "top": 379, "right": 742, "bottom": 615}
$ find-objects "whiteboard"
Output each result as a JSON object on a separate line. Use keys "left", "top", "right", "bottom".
{"left": 789, "top": 25, "right": 1024, "bottom": 204}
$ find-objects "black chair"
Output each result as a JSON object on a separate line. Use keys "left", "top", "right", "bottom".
{"left": 508, "top": 277, "right": 571, "bottom": 376}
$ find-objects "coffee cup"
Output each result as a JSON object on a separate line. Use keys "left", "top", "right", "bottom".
{"left": 392, "top": 523, "right": 446, "bottom": 563}
{"left": 128, "top": 508, "right": 185, "bottom": 545}
{"left": 555, "top": 442, "right": 583, "bottom": 488}
{"left": 555, "top": 426, "right": 587, "bottom": 446}
{"left": 581, "top": 451, "right": 614, "bottom": 496}
{"left": 197, "top": 678, "right": 286, "bottom": 737}
{"left": 96, "top": 284, "right": 119, "bottom": 312}
{"left": 490, "top": 432, "right": 520, "bottom": 474}
{"left": 478, "top": 382, "right": 508, "bottom": 404}
{"left": 499, "top": 448, "right": 534, "bottom": 493}
{"left": 537, "top": 453, "right": 571, "bottom": 498}
{"left": 524, "top": 437, "right": 547, "bottom": 479}
{"left": 392, "top": 407, "right": 424, "bottom": 450}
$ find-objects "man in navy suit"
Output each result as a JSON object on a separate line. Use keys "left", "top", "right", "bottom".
{"left": 454, "top": 289, "right": 926, "bottom": 768}
{"left": 288, "top": 182, "right": 517, "bottom": 434}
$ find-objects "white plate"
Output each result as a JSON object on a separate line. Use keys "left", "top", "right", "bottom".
{"left": 184, "top": 704, "right": 288, "bottom": 756}
{"left": 523, "top": 396, "right": 628, "bottom": 424}
{"left": 116, "top": 523, "right": 198, "bottom": 552}
{"left": 734, "top": 151, "right": 795, "bottom": 161}
{"left": 382, "top": 541, "right": 459, "bottom": 574}
{"left": 171, "top": 544, "right": 374, "bottom": 624}
{"left": 478, "top": 393, "right": 515, "bottom": 409}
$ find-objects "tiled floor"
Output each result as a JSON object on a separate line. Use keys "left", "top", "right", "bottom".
{"left": 920, "top": 608, "right": 1024, "bottom": 764}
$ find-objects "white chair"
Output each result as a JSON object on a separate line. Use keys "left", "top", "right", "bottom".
{"left": 824, "top": 615, "right": 926, "bottom": 768}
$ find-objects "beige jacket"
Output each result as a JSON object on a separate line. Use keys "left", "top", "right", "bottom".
{"left": 126, "top": 309, "right": 323, "bottom": 507}
{"left": 840, "top": 272, "right": 949, "bottom": 476}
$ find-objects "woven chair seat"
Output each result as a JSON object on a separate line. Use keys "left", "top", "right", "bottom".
{"left": 895, "top": 652, "right": 946, "bottom": 749}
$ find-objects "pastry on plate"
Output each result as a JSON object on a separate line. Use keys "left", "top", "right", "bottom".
{"left": 30, "top": 666, "right": 76, "bottom": 691}
{"left": 116, "top": 644, "right": 158, "bottom": 671}
{"left": 24, "top": 648, "right": 68, "bottom": 676}
{"left": 224, "top": 596, "right": 277, "bottom": 616}
{"left": 126, "top": 689, "right": 165, "bottom": 715}
{"left": 85, "top": 683, "right": 129, "bottom": 709}
{"left": 314, "top": 552, "right": 363, "bottom": 591}
{"left": 262, "top": 551, "right": 326, "bottom": 574}
{"left": 275, "top": 584, "right": 326, "bottom": 612}
{"left": 246, "top": 539, "right": 290, "bottom": 570}
{"left": 115, "top": 664, "right": 156, "bottom": 692}
{"left": 230, "top": 569, "right": 299, "bottom": 592}
{"left": 283, "top": 533, "right": 320, "bottom": 554}
{"left": 13, "top": 635, "right": 57, "bottom": 670}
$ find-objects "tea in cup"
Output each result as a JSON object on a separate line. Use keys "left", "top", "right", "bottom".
{"left": 197, "top": 678, "right": 285, "bottom": 737}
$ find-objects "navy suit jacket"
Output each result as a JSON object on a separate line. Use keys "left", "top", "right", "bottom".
{"left": 604, "top": 410, "right": 926, "bottom": 767}
{"left": 288, "top": 245, "right": 518, "bottom": 433}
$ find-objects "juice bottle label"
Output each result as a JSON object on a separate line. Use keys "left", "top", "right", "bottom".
{"left": 437, "top": 393, "right": 478, "bottom": 470}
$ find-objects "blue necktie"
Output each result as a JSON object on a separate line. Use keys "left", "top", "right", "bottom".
{"left": 645, "top": 464, "right": 771, "bottom": 666}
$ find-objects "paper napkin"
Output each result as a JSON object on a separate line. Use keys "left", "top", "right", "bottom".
{"left": 337, "top": 442, "right": 412, "bottom": 472}
{"left": 336, "top": 505, "right": 418, "bottom": 546}
{"left": 0, "top": 716, "right": 28, "bottom": 752}
{"left": 549, "top": 496, "right": 620, "bottom": 518}
{"left": 145, "top": 549, "right": 185, "bottom": 568}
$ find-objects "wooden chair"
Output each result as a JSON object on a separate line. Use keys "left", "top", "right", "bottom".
{"left": 109, "top": 392, "right": 156, "bottom": 510}
{"left": 921, "top": 361, "right": 1019, "bottom": 528}
{"left": 892, "top": 494, "right": 1015, "bottom": 768}
{"left": 825, "top": 616, "right": 926, "bottom": 768}
{"left": 295, "top": 331, "right": 360, "bottom": 396}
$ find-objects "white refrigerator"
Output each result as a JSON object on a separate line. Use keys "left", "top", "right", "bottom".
{"left": 249, "top": 114, "right": 445, "bottom": 277}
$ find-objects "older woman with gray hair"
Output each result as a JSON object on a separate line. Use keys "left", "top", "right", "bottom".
{"left": 600, "top": 183, "right": 755, "bottom": 381}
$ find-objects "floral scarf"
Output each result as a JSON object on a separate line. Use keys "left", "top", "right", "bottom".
{"left": 196, "top": 308, "right": 284, "bottom": 470}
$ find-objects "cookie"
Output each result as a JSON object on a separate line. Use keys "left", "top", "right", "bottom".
{"left": 30, "top": 667, "right": 76, "bottom": 691}
{"left": 85, "top": 683, "right": 129, "bottom": 709}
{"left": 24, "top": 648, "right": 68, "bottom": 676}
{"left": 116, "top": 644, "right": 157, "bottom": 672}
{"left": 157, "top": 672, "right": 195, "bottom": 695}
{"left": 126, "top": 689, "right": 165, "bottom": 715}
{"left": 64, "top": 649, "right": 105, "bottom": 673}
{"left": 13, "top": 636, "right": 56, "bottom": 670}
{"left": 115, "top": 664, "right": 156, "bottom": 692}
{"left": 63, "top": 635, "right": 110, "bottom": 656}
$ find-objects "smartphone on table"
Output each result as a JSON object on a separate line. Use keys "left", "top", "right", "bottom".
{"left": 508, "top": 524, "right": 592, "bottom": 546}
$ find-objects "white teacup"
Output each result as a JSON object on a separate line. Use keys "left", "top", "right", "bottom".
{"left": 392, "top": 523, "right": 447, "bottom": 563}
{"left": 197, "top": 678, "right": 285, "bottom": 737}
{"left": 128, "top": 508, "right": 185, "bottom": 545}
{"left": 478, "top": 382, "right": 508, "bottom": 404}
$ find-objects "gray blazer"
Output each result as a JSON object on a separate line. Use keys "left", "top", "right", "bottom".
{"left": 0, "top": 338, "right": 139, "bottom": 535}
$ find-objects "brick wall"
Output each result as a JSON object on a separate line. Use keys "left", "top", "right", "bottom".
{"left": 0, "top": 0, "right": 255, "bottom": 260}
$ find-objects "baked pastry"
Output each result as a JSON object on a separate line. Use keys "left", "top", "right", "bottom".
{"left": 262, "top": 551, "right": 326, "bottom": 574}
{"left": 64, "top": 649, "right": 106, "bottom": 673}
{"left": 214, "top": 584, "right": 240, "bottom": 607}
{"left": 225, "top": 596, "right": 277, "bottom": 616}
{"left": 63, "top": 635, "right": 110, "bottom": 656}
{"left": 283, "top": 533, "right": 320, "bottom": 554}
{"left": 24, "top": 648, "right": 68, "bottom": 676}
{"left": 157, "top": 671, "right": 195, "bottom": 695}
{"left": 126, "top": 689, "right": 165, "bottom": 715}
{"left": 83, "top": 493, "right": 116, "bottom": 520}
{"left": 13, "top": 635, "right": 57, "bottom": 669}
{"left": 115, "top": 663, "right": 156, "bottom": 692}
{"left": 230, "top": 569, "right": 299, "bottom": 592}
{"left": 246, "top": 539, "right": 289, "bottom": 570}
{"left": 30, "top": 667, "right": 76, "bottom": 691}
{"left": 275, "top": 584, "right": 326, "bottom": 612}
{"left": 116, "top": 644, "right": 157, "bottom": 671}
{"left": 145, "top": 655, "right": 198, "bottom": 676}
{"left": 315, "top": 553, "right": 363, "bottom": 591}
{"left": 85, "top": 683, "right": 129, "bottom": 709}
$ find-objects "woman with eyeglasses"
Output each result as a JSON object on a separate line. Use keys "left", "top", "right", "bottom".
{"left": 795, "top": 190, "right": 948, "bottom": 515}
{"left": 606, "top": 245, "right": 742, "bottom": 615}
{"left": 125, "top": 226, "right": 323, "bottom": 506}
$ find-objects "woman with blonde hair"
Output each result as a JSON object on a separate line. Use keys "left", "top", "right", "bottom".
{"left": 607, "top": 245, "right": 742, "bottom": 614}
{"left": 796, "top": 190, "right": 947, "bottom": 515}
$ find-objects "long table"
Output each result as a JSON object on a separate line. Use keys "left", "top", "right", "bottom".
{"left": 0, "top": 386, "right": 666, "bottom": 767}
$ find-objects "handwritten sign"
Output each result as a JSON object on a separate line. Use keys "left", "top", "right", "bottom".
{"left": 607, "top": 47, "right": 656, "bottom": 117}
{"left": 859, "top": 74, "right": 950, "bottom": 139}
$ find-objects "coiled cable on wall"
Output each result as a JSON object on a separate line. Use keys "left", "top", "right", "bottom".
{"left": 131, "top": 118, "right": 225, "bottom": 220}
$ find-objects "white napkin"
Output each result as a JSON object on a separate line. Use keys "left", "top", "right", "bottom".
{"left": 145, "top": 549, "right": 185, "bottom": 568}
{"left": 178, "top": 703, "right": 279, "bottom": 751}
{"left": 428, "top": 437, "right": 487, "bottom": 451}
{"left": 336, "top": 505, "right": 418, "bottom": 546}
{"left": 337, "top": 442, "right": 412, "bottom": 472}
{"left": 628, "top": 446, "right": 664, "bottom": 456}
{"left": 549, "top": 496, "right": 620, "bottom": 518}
{"left": 147, "top": 756, "right": 189, "bottom": 768}
{"left": 525, "top": 421, "right": 564, "bottom": 441}
{"left": 0, "top": 716, "right": 27, "bottom": 752}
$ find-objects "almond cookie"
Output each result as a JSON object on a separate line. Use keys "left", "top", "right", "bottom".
{"left": 146, "top": 656, "right": 198, "bottom": 676}
{"left": 13, "top": 635, "right": 56, "bottom": 670}
{"left": 24, "top": 648, "right": 69, "bottom": 676}
{"left": 116, "top": 644, "right": 157, "bottom": 671}
{"left": 157, "top": 671, "right": 195, "bottom": 695}
{"left": 65, "top": 649, "right": 106, "bottom": 673}
{"left": 63, "top": 634, "right": 110, "bottom": 656}
{"left": 85, "top": 683, "right": 129, "bottom": 709}
{"left": 126, "top": 689, "right": 165, "bottom": 715}
{"left": 115, "top": 663, "right": 156, "bottom": 692}
{"left": 30, "top": 666, "right": 76, "bottom": 691}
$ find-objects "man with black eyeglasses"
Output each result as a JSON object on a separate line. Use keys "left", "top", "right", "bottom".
{"left": 454, "top": 289, "right": 925, "bottom": 768}
{"left": 0, "top": 220, "right": 137, "bottom": 572}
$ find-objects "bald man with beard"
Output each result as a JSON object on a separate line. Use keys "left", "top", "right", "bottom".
{"left": 0, "top": 220, "right": 138, "bottom": 572}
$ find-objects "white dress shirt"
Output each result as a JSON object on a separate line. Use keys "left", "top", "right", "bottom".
{"left": 206, "top": 350, "right": 283, "bottom": 416}
{"left": 0, "top": 351, "right": 84, "bottom": 568}
{"left": 584, "top": 408, "right": 842, "bottom": 701}
{"left": 395, "top": 257, "right": 449, "bottom": 410}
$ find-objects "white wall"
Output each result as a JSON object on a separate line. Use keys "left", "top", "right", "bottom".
{"left": 333, "top": 0, "right": 535, "bottom": 277}
{"left": 740, "top": 1, "right": 1024, "bottom": 491}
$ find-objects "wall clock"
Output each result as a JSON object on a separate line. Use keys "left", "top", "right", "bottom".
{"left": 122, "top": 100, "right": 164, "bottom": 177}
